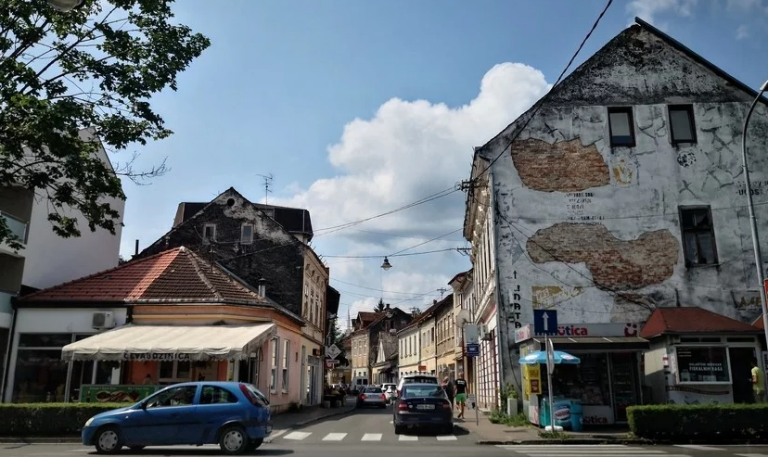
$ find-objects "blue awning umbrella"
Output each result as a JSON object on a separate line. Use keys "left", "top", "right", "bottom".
{"left": 519, "top": 350, "right": 580, "bottom": 365}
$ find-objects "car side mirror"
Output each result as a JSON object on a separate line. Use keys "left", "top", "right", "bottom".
{"left": 140, "top": 401, "right": 147, "bottom": 410}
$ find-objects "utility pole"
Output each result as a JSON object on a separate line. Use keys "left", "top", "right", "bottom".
{"left": 437, "top": 287, "right": 448, "bottom": 298}
{"left": 257, "top": 173, "right": 273, "bottom": 204}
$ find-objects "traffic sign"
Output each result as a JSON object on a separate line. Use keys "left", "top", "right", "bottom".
{"left": 325, "top": 344, "right": 341, "bottom": 360}
{"left": 466, "top": 343, "right": 480, "bottom": 358}
{"left": 533, "top": 309, "right": 558, "bottom": 336}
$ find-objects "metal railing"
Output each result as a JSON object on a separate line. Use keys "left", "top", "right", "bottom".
{"left": 0, "top": 211, "right": 28, "bottom": 244}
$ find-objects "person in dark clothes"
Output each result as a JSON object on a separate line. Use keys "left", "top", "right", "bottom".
{"left": 454, "top": 373, "right": 468, "bottom": 419}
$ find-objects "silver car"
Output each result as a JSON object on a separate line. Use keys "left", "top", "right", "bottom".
{"left": 357, "top": 386, "right": 387, "bottom": 408}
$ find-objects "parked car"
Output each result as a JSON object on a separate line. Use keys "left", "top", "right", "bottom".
{"left": 80, "top": 381, "right": 271, "bottom": 455}
{"left": 382, "top": 383, "right": 397, "bottom": 403}
{"left": 356, "top": 386, "right": 387, "bottom": 408}
{"left": 395, "top": 374, "right": 439, "bottom": 397}
{"left": 393, "top": 383, "right": 453, "bottom": 435}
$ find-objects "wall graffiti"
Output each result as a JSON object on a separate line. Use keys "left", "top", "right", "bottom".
{"left": 507, "top": 270, "right": 523, "bottom": 329}
{"left": 531, "top": 285, "right": 584, "bottom": 309}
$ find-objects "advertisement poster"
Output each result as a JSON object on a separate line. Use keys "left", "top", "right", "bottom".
{"left": 80, "top": 385, "right": 158, "bottom": 403}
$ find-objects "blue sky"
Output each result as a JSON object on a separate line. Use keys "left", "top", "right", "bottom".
{"left": 116, "top": 0, "right": 768, "bottom": 324}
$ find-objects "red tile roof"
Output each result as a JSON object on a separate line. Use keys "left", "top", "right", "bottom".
{"left": 18, "top": 247, "right": 270, "bottom": 305}
{"left": 753, "top": 315, "right": 765, "bottom": 329}
{"left": 640, "top": 307, "right": 761, "bottom": 339}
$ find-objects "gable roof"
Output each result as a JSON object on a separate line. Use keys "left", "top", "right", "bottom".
{"left": 16, "top": 247, "right": 296, "bottom": 313}
{"left": 639, "top": 307, "right": 761, "bottom": 339}
{"left": 397, "top": 296, "right": 451, "bottom": 335}
{"left": 476, "top": 17, "right": 766, "bottom": 159}
{"left": 140, "top": 187, "right": 301, "bottom": 257}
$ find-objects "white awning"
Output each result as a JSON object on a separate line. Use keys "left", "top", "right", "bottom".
{"left": 61, "top": 324, "right": 277, "bottom": 361}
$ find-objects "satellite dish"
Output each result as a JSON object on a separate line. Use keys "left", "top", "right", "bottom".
{"left": 456, "top": 309, "right": 470, "bottom": 326}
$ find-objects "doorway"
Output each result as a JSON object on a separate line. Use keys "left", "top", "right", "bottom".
{"left": 729, "top": 347, "right": 755, "bottom": 403}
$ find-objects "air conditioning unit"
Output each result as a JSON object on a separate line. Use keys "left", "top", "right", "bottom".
{"left": 479, "top": 324, "right": 492, "bottom": 341}
{"left": 92, "top": 312, "right": 116, "bottom": 329}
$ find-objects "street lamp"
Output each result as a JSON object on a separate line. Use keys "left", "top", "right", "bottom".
{"left": 740, "top": 77, "right": 768, "bottom": 345}
{"left": 46, "top": 0, "right": 84, "bottom": 12}
{"left": 381, "top": 256, "right": 392, "bottom": 270}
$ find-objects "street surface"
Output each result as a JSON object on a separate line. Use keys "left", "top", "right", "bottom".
{"left": 2, "top": 407, "right": 768, "bottom": 457}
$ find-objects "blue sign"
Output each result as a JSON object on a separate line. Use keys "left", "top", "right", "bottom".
{"left": 533, "top": 309, "right": 558, "bottom": 336}
{"left": 466, "top": 343, "right": 480, "bottom": 358}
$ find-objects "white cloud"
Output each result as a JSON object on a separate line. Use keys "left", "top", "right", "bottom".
{"left": 627, "top": 0, "right": 699, "bottom": 24}
{"left": 272, "top": 63, "right": 550, "bottom": 326}
{"left": 736, "top": 24, "right": 751, "bottom": 39}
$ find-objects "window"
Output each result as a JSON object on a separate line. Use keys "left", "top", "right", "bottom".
{"left": 144, "top": 385, "right": 197, "bottom": 408}
{"left": 675, "top": 346, "right": 731, "bottom": 384}
{"left": 669, "top": 105, "right": 696, "bottom": 144}
{"left": 608, "top": 107, "right": 635, "bottom": 147}
{"left": 200, "top": 385, "right": 238, "bottom": 404}
{"left": 203, "top": 223, "right": 216, "bottom": 242}
{"left": 241, "top": 224, "right": 253, "bottom": 244}
{"left": 679, "top": 207, "right": 718, "bottom": 267}
{"left": 270, "top": 337, "right": 279, "bottom": 393}
{"left": 158, "top": 360, "right": 192, "bottom": 384}
{"left": 282, "top": 340, "right": 290, "bottom": 392}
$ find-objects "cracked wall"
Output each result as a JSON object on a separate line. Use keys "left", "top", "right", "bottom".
{"left": 511, "top": 138, "right": 610, "bottom": 192}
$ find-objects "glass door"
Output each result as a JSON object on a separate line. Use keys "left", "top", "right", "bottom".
{"left": 610, "top": 353, "right": 639, "bottom": 422}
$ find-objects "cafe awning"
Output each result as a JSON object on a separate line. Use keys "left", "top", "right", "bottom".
{"left": 61, "top": 323, "right": 277, "bottom": 361}
{"left": 533, "top": 336, "right": 649, "bottom": 351}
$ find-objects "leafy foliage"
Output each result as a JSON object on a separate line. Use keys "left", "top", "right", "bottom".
{"left": 627, "top": 404, "right": 768, "bottom": 443}
{"left": 0, "top": 403, "right": 127, "bottom": 436}
{"left": 0, "top": 0, "right": 210, "bottom": 249}
{"left": 375, "top": 298, "right": 385, "bottom": 312}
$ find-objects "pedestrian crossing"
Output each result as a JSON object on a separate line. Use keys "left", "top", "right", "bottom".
{"left": 496, "top": 444, "right": 768, "bottom": 457}
{"left": 267, "top": 429, "right": 464, "bottom": 444}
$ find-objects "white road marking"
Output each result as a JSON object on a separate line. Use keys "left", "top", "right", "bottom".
{"left": 675, "top": 445, "right": 725, "bottom": 451}
{"left": 361, "top": 433, "right": 382, "bottom": 441}
{"left": 322, "top": 433, "right": 348, "bottom": 441}
{"left": 283, "top": 431, "right": 312, "bottom": 440}
{"left": 398, "top": 434, "right": 418, "bottom": 441}
{"left": 436, "top": 435, "right": 457, "bottom": 441}
{"left": 735, "top": 454, "right": 768, "bottom": 457}
{"left": 496, "top": 445, "right": 673, "bottom": 456}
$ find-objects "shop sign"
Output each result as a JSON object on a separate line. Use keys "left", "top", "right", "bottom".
{"left": 533, "top": 323, "right": 640, "bottom": 338}
{"left": 582, "top": 415, "right": 610, "bottom": 425}
{"left": 514, "top": 324, "right": 533, "bottom": 343}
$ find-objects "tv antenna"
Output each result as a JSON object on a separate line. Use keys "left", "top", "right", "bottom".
{"left": 257, "top": 173, "right": 274, "bottom": 204}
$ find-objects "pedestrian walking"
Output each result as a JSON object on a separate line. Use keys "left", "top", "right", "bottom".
{"left": 454, "top": 373, "right": 467, "bottom": 419}
{"left": 442, "top": 376, "right": 454, "bottom": 410}
{"left": 752, "top": 358, "right": 765, "bottom": 403}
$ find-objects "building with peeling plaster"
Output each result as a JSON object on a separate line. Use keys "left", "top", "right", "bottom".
{"left": 463, "top": 18, "right": 768, "bottom": 421}
{"left": 137, "top": 187, "right": 332, "bottom": 406}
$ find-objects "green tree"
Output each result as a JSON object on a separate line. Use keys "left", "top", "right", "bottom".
{"left": 0, "top": 0, "right": 210, "bottom": 250}
{"left": 375, "top": 298, "right": 385, "bottom": 312}
{"left": 328, "top": 318, "right": 343, "bottom": 346}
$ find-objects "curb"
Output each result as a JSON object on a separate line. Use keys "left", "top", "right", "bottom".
{"left": 293, "top": 405, "right": 357, "bottom": 427}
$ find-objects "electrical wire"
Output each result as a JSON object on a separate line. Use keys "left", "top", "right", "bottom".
{"left": 320, "top": 247, "right": 457, "bottom": 259}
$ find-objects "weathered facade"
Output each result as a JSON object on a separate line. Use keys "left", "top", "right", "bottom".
{"left": 350, "top": 306, "right": 412, "bottom": 387}
{"left": 464, "top": 18, "right": 768, "bottom": 406}
{"left": 435, "top": 294, "right": 456, "bottom": 381}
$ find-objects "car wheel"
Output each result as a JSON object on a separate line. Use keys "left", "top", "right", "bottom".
{"left": 128, "top": 446, "right": 145, "bottom": 452}
{"left": 219, "top": 425, "right": 249, "bottom": 455}
{"left": 443, "top": 424, "right": 454, "bottom": 435}
{"left": 394, "top": 423, "right": 403, "bottom": 435}
{"left": 246, "top": 438, "right": 263, "bottom": 451}
{"left": 93, "top": 426, "right": 122, "bottom": 454}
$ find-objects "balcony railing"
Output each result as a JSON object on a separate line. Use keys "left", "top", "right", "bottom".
{"left": 0, "top": 212, "right": 28, "bottom": 244}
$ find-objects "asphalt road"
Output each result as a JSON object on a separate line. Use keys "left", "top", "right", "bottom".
{"left": 3, "top": 407, "right": 768, "bottom": 457}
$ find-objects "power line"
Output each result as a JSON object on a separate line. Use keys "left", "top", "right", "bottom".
{"left": 320, "top": 247, "right": 458, "bottom": 259}
{"left": 472, "top": 0, "right": 614, "bottom": 180}
{"left": 389, "top": 228, "right": 463, "bottom": 256}
{"left": 331, "top": 278, "right": 442, "bottom": 295}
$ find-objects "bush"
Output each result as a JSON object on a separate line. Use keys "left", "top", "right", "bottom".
{"left": 627, "top": 404, "right": 768, "bottom": 443}
{"left": 0, "top": 403, "right": 126, "bottom": 437}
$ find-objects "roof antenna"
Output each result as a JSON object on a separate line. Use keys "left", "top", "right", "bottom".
{"left": 257, "top": 173, "right": 273, "bottom": 204}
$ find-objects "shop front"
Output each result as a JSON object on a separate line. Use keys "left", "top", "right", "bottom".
{"left": 58, "top": 323, "right": 277, "bottom": 403}
{"left": 640, "top": 307, "right": 764, "bottom": 405}
{"left": 517, "top": 323, "right": 649, "bottom": 426}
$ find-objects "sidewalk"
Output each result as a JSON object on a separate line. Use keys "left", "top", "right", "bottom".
{"left": 454, "top": 408, "right": 640, "bottom": 445}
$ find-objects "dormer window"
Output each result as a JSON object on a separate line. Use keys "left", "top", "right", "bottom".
{"left": 203, "top": 224, "right": 216, "bottom": 243}
{"left": 241, "top": 224, "right": 253, "bottom": 244}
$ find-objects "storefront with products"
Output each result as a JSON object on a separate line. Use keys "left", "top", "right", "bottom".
{"left": 516, "top": 323, "right": 649, "bottom": 426}
{"left": 640, "top": 307, "right": 765, "bottom": 405}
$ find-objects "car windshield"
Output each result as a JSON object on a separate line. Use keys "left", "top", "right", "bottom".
{"left": 403, "top": 385, "right": 445, "bottom": 398}
{"left": 405, "top": 376, "right": 437, "bottom": 384}
{"left": 365, "top": 387, "right": 382, "bottom": 393}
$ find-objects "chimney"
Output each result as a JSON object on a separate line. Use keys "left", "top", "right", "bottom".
{"left": 385, "top": 303, "right": 390, "bottom": 310}
{"left": 134, "top": 239, "right": 139, "bottom": 256}
{"left": 433, "top": 299, "right": 437, "bottom": 305}
{"left": 257, "top": 278, "right": 267, "bottom": 298}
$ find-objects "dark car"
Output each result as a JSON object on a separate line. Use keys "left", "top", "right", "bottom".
{"left": 393, "top": 383, "right": 453, "bottom": 435}
{"left": 80, "top": 382, "right": 271, "bottom": 455}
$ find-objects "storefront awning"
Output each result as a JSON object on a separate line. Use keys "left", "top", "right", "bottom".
{"left": 533, "top": 336, "right": 649, "bottom": 351}
{"left": 61, "top": 324, "right": 277, "bottom": 361}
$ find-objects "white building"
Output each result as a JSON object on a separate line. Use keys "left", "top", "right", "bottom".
{"left": 0, "top": 127, "right": 124, "bottom": 395}
{"left": 463, "top": 18, "right": 768, "bottom": 421}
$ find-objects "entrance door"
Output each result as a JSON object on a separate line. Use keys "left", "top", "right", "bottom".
{"left": 729, "top": 347, "right": 755, "bottom": 403}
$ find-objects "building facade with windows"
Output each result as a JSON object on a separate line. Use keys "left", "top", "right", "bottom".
{"left": 463, "top": 18, "right": 768, "bottom": 419}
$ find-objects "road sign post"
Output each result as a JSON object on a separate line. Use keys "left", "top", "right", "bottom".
{"left": 325, "top": 344, "right": 341, "bottom": 360}
{"left": 533, "top": 309, "right": 558, "bottom": 336}
{"left": 545, "top": 336, "right": 557, "bottom": 432}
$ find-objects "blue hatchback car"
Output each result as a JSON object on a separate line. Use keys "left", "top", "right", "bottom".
{"left": 81, "top": 381, "right": 271, "bottom": 455}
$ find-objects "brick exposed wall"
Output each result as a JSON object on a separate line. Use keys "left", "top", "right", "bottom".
{"left": 510, "top": 138, "right": 610, "bottom": 192}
